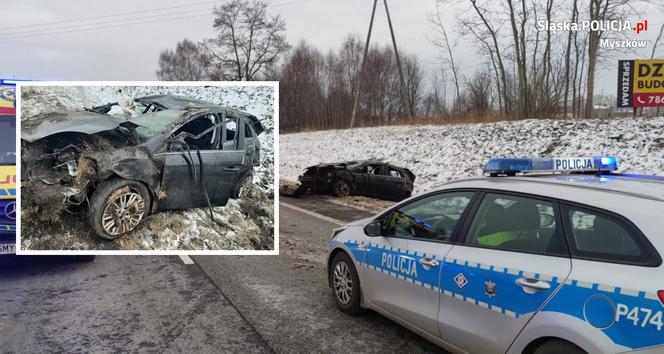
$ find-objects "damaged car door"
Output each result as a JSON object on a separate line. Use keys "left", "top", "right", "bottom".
{"left": 157, "top": 113, "right": 245, "bottom": 210}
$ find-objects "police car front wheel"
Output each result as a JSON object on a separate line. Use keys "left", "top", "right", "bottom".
{"left": 532, "top": 339, "right": 586, "bottom": 354}
{"left": 330, "top": 252, "right": 363, "bottom": 314}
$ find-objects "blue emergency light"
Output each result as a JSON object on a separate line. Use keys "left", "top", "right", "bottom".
{"left": 0, "top": 79, "right": 31, "bottom": 86}
{"left": 484, "top": 156, "right": 618, "bottom": 176}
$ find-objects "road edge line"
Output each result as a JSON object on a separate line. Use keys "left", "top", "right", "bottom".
{"left": 178, "top": 255, "right": 195, "bottom": 264}
{"left": 281, "top": 202, "right": 344, "bottom": 225}
{"left": 192, "top": 258, "right": 276, "bottom": 354}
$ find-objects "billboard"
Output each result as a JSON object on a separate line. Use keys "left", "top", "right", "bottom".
{"left": 617, "top": 59, "right": 664, "bottom": 107}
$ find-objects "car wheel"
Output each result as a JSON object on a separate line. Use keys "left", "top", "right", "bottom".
{"left": 330, "top": 252, "right": 363, "bottom": 314}
{"left": 232, "top": 173, "right": 253, "bottom": 198}
{"left": 89, "top": 179, "right": 151, "bottom": 240}
{"left": 332, "top": 180, "right": 351, "bottom": 197}
{"left": 533, "top": 339, "right": 586, "bottom": 354}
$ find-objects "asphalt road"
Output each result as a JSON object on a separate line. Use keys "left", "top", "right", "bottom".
{"left": 0, "top": 196, "right": 443, "bottom": 353}
{"left": 0, "top": 255, "right": 270, "bottom": 353}
{"left": 194, "top": 196, "right": 443, "bottom": 353}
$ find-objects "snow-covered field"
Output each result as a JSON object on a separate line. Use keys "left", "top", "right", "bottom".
{"left": 20, "top": 85, "right": 274, "bottom": 251}
{"left": 281, "top": 117, "right": 664, "bottom": 195}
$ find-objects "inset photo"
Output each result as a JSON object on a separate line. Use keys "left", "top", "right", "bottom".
{"left": 17, "top": 82, "right": 276, "bottom": 254}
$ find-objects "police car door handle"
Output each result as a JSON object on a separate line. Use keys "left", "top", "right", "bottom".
{"left": 418, "top": 258, "right": 439, "bottom": 268}
{"left": 516, "top": 277, "right": 551, "bottom": 292}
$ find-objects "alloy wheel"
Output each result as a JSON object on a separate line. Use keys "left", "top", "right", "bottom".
{"left": 101, "top": 189, "right": 146, "bottom": 236}
{"left": 333, "top": 261, "right": 353, "bottom": 305}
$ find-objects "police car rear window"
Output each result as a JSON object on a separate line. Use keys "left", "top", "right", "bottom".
{"left": 563, "top": 205, "right": 659, "bottom": 266}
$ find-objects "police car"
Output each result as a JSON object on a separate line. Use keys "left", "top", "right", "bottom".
{"left": 327, "top": 156, "right": 664, "bottom": 353}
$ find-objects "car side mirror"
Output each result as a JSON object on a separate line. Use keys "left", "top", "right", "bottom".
{"left": 364, "top": 220, "right": 383, "bottom": 237}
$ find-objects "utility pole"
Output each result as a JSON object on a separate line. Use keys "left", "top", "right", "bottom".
{"left": 350, "top": 0, "right": 377, "bottom": 129}
{"left": 383, "top": 0, "right": 413, "bottom": 118}
{"left": 350, "top": 0, "right": 412, "bottom": 129}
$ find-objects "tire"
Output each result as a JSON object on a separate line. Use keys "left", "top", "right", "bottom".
{"left": 332, "top": 180, "right": 351, "bottom": 197}
{"left": 533, "top": 340, "right": 586, "bottom": 354}
{"left": 88, "top": 179, "right": 151, "bottom": 240}
{"left": 232, "top": 173, "right": 253, "bottom": 198}
{"left": 329, "top": 251, "right": 363, "bottom": 314}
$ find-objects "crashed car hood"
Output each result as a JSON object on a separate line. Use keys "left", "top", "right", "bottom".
{"left": 22, "top": 111, "right": 138, "bottom": 143}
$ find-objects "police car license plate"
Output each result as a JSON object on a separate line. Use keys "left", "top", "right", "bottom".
{"left": 554, "top": 158, "right": 594, "bottom": 171}
{"left": 0, "top": 242, "right": 15, "bottom": 254}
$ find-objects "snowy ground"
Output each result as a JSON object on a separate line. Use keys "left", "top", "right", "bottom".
{"left": 280, "top": 117, "right": 664, "bottom": 196}
{"left": 20, "top": 85, "right": 274, "bottom": 251}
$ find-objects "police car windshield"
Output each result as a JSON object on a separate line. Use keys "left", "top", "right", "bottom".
{"left": 0, "top": 116, "right": 15, "bottom": 164}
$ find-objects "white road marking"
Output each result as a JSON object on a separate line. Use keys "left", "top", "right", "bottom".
{"left": 178, "top": 255, "right": 195, "bottom": 264}
{"left": 281, "top": 202, "right": 344, "bottom": 225}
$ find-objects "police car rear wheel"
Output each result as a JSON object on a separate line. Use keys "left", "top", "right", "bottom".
{"left": 533, "top": 339, "right": 585, "bottom": 354}
{"left": 331, "top": 252, "right": 362, "bottom": 314}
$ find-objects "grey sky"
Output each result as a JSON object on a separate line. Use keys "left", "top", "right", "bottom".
{"left": 1, "top": 0, "right": 662, "bottom": 99}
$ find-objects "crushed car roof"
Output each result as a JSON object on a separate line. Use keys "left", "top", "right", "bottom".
{"left": 309, "top": 159, "right": 384, "bottom": 168}
{"left": 22, "top": 96, "right": 267, "bottom": 142}
{"left": 135, "top": 94, "right": 265, "bottom": 136}
{"left": 135, "top": 94, "right": 217, "bottom": 110}
{"left": 22, "top": 111, "right": 136, "bottom": 142}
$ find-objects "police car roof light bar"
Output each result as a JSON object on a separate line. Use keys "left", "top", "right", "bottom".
{"left": 484, "top": 156, "right": 618, "bottom": 176}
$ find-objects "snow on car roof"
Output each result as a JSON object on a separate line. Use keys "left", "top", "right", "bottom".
{"left": 446, "top": 174, "right": 664, "bottom": 203}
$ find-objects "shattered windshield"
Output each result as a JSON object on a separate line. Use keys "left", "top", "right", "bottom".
{"left": 0, "top": 116, "right": 16, "bottom": 164}
{"left": 128, "top": 110, "right": 187, "bottom": 140}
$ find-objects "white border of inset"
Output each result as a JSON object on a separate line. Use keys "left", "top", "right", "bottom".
{"left": 16, "top": 81, "right": 279, "bottom": 256}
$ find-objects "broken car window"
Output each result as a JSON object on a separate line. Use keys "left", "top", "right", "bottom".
{"left": 245, "top": 122, "right": 254, "bottom": 138}
{"left": 222, "top": 117, "right": 238, "bottom": 150}
{"left": 171, "top": 114, "right": 217, "bottom": 150}
{"left": 130, "top": 110, "right": 188, "bottom": 140}
{"left": 389, "top": 170, "right": 402, "bottom": 178}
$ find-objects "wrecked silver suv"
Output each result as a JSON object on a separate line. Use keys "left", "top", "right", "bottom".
{"left": 21, "top": 95, "right": 265, "bottom": 239}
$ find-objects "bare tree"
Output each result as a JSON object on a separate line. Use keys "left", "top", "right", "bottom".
{"left": 463, "top": 70, "right": 493, "bottom": 113}
{"left": 563, "top": 0, "right": 579, "bottom": 118}
{"left": 204, "top": 0, "right": 291, "bottom": 81}
{"left": 429, "top": 1, "right": 461, "bottom": 109}
{"left": 466, "top": 0, "right": 512, "bottom": 116}
{"left": 156, "top": 39, "right": 210, "bottom": 81}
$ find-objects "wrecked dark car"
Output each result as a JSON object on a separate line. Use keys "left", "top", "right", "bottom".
{"left": 294, "top": 160, "right": 415, "bottom": 201}
{"left": 21, "top": 95, "right": 264, "bottom": 240}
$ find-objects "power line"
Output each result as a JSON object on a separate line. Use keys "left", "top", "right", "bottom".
{"left": 0, "top": 0, "right": 314, "bottom": 33}
{"left": 0, "top": 13, "right": 213, "bottom": 41}
{"left": 0, "top": 0, "right": 221, "bottom": 31}
{"left": 0, "top": 8, "right": 213, "bottom": 37}
{"left": 271, "top": 0, "right": 314, "bottom": 7}
{"left": 0, "top": 0, "right": 315, "bottom": 42}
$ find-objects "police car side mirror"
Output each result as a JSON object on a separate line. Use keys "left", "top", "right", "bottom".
{"left": 364, "top": 220, "right": 383, "bottom": 237}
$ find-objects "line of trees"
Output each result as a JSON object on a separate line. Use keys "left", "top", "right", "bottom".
{"left": 431, "top": 0, "right": 646, "bottom": 121}
{"left": 157, "top": 0, "right": 663, "bottom": 133}
{"left": 280, "top": 37, "right": 425, "bottom": 131}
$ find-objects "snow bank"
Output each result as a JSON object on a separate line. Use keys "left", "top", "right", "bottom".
{"left": 280, "top": 118, "right": 664, "bottom": 195}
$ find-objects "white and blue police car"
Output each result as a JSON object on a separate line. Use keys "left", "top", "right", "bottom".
{"left": 327, "top": 156, "right": 664, "bottom": 354}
